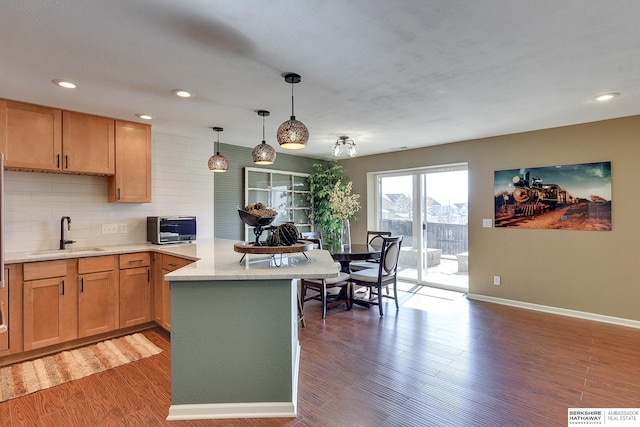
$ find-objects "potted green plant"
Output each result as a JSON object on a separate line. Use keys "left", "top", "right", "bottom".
{"left": 308, "top": 160, "right": 358, "bottom": 247}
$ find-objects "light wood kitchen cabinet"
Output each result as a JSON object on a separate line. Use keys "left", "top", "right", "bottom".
{"left": 0, "top": 264, "right": 23, "bottom": 357}
{"left": 108, "top": 120, "right": 151, "bottom": 203}
{"left": 0, "top": 99, "right": 117, "bottom": 175}
{"left": 23, "top": 260, "right": 77, "bottom": 351}
{"left": 153, "top": 254, "right": 193, "bottom": 331}
{"left": 62, "top": 111, "right": 115, "bottom": 175}
{"left": 77, "top": 256, "right": 117, "bottom": 338}
{"left": 119, "top": 253, "right": 151, "bottom": 327}
{"left": 0, "top": 99, "right": 62, "bottom": 171}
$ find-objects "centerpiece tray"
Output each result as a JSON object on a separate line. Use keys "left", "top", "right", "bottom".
{"left": 233, "top": 240, "right": 315, "bottom": 254}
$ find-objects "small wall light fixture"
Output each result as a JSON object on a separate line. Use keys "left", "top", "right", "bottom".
{"left": 208, "top": 127, "right": 229, "bottom": 172}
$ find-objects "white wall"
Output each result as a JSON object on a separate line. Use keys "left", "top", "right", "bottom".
{"left": 4, "top": 131, "right": 214, "bottom": 253}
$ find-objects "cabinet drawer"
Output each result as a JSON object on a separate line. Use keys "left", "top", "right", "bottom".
{"left": 78, "top": 255, "right": 116, "bottom": 274}
{"left": 23, "top": 260, "right": 67, "bottom": 281}
{"left": 119, "top": 252, "right": 150, "bottom": 269}
{"left": 162, "top": 256, "right": 193, "bottom": 271}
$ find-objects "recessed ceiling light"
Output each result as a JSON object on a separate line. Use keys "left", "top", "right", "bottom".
{"left": 593, "top": 93, "right": 620, "bottom": 102}
{"left": 135, "top": 114, "right": 153, "bottom": 120}
{"left": 171, "top": 89, "right": 193, "bottom": 98}
{"left": 52, "top": 79, "right": 77, "bottom": 89}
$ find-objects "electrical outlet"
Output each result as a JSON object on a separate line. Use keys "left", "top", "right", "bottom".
{"left": 483, "top": 218, "right": 492, "bottom": 228}
{"left": 493, "top": 275, "right": 501, "bottom": 286}
{"left": 102, "top": 223, "right": 119, "bottom": 235}
{"left": 120, "top": 223, "right": 128, "bottom": 234}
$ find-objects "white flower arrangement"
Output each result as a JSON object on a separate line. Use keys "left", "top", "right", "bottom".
{"left": 328, "top": 181, "right": 361, "bottom": 220}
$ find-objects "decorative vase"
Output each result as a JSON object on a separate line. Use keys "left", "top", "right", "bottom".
{"left": 341, "top": 219, "right": 351, "bottom": 250}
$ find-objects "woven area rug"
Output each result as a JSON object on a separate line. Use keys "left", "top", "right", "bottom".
{"left": 0, "top": 333, "right": 162, "bottom": 403}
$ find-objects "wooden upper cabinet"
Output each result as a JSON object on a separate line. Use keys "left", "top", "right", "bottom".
{"left": 108, "top": 120, "right": 151, "bottom": 203}
{"left": 0, "top": 100, "right": 62, "bottom": 171}
{"left": 62, "top": 111, "right": 115, "bottom": 175}
{"left": 0, "top": 99, "right": 116, "bottom": 175}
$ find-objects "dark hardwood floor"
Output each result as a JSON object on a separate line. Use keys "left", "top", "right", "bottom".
{"left": 2, "top": 286, "right": 640, "bottom": 426}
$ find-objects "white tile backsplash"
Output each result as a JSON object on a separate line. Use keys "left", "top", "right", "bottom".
{"left": 4, "top": 131, "right": 214, "bottom": 253}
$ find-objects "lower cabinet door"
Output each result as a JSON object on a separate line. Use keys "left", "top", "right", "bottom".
{"left": 78, "top": 271, "right": 116, "bottom": 338}
{"left": 119, "top": 267, "right": 151, "bottom": 327}
{"left": 23, "top": 277, "right": 77, "bottom": 350}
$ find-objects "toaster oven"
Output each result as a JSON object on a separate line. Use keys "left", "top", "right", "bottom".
{"left": 147, "top": 216, "right": 196, "bottom": 244}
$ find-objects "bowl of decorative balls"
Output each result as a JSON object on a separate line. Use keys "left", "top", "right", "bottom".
{"left": 238, "top": 203, "right": 278, "bottom": 246}
{"left": 238, "top": 203, "right": 278, "bottom": 227}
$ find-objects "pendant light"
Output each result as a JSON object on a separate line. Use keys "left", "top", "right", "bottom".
{"left": 276, "top": 73, "right": 309, "bottom": 149}
{"left": 208, "top": 127, "right": 229, "bottom": 172}
{"left": 252, "top": 110, "right": 276, "bottom": 165}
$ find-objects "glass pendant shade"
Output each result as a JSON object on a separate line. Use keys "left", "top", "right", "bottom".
{"left": 333, "top": 142, "right": 343, "bottom": 157}
{"left": 253, "top": 110, "right": 276, "bottom": 164}
{"left": 208, "top": 126, "right": 228, "bottom": 172}
{"left": 277, "top": 73, "right": 308, "bottom": 149}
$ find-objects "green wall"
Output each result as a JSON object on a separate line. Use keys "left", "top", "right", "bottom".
{"left": 171, "top": 278, "right": 295, "bottom": 406}
{"left": 213, "top": 143, "right": 321, "bottom": 240}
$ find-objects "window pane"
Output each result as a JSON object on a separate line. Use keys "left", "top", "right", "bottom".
{"left": 272, "top": 191, "right": 292, "bottom": 209}
{"left": 247, "top": 190, "right": 270, "bottom": 206}
{"left": 294, "top": 209, "right": 309, "bottom": 224}
{"left": 272, "top": 173, "right": 292, "bottom": 191}
{"left": 294, "top": 193, "right": 310, "bottom": 208}
{"left": 248, "top": 171, "right": 269, "bottom": 189}
{"left": 293, "top": 176, "right": 309, "bottom": 191}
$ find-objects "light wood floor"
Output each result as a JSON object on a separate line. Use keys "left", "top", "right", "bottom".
{"left": 1, "top": 287, "right": 640, "bottom": 426}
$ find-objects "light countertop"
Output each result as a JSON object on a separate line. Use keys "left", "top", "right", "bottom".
{"left": 5, "top": 238, "right": 339, "bottom": 281}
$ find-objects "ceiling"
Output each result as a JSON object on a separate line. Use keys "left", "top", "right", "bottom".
{"left": 1, "top": 1, "right": 639, "bottom": 160}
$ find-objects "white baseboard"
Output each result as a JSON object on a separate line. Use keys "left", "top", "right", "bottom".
{"left": 467, "top": 293, "right": 640, "bottom": 329}
{"left": 167, "top": 402, "right": 296, "bottom": 420}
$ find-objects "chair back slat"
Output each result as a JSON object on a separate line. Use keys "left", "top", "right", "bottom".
{"left": 301, "top": 231, "right": 322, "bottom": 240}
{"left": 300, "top": 231, "right": 323, "bottom": 249}
{"left": 304, "top": 237, "right": 322, "bottom": 250}
{"left": 380, "top": 236, "right": 403, "bottom": 275}
{"left": 367, "top": 230, "right": 391, "bottom": 249}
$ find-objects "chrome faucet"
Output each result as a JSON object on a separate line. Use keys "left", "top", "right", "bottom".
{"left": 60, "top": 216, "right": 76, "bottom": 250}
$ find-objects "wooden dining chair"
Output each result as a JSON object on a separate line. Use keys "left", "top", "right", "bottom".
{"left": 301, "top": 230, "right": 342, "bottom": 269}
{"left": 300, "top": 237, "right": 351, "bottom": 319}
{"left": 349, "top": 235, "right": 403, "bottom": 316}
{"left": 300, "top": 231, "right": 322, "bottom": 241}
{"left": 350, "top": 230, "right": 392, "bottom": 271}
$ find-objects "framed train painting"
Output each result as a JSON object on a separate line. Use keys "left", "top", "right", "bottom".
{"left": 494, "top": 161, "right": 611, "bottom": 230}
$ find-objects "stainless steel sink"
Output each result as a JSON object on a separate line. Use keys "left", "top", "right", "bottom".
{"left": 25, "top": 247, "right": 106, "bottom": 257}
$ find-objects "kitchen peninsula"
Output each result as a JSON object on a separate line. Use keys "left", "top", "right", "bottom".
{"left": 163, "top": 238, "right": 339, "bottom": 421}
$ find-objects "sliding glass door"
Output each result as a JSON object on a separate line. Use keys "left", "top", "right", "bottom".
{"left": 375, "top": 164, "right": 468, "bottom": 291}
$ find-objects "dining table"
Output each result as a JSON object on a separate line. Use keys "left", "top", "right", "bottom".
{"left": 328, "top": 243, "right": 381, "bottom": 273}
{"left": 327, "top": 243, "right": 382, "bottom": 308}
